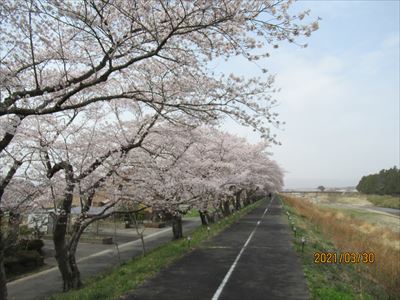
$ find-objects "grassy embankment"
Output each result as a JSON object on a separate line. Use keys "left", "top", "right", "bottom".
{"left": 365, "top": 194, "right": 400, "bottom": 209}
{"left": 296, "top": 192, "right": 399, "bottom": 233}
{"left": 50, "top": 199, "right": 264, "bottom": 300}
{"left": 280, "top": 194, "right": 399, "bottom": 300}
{"left": 300, "top": 192, "right": 400, "bottom": 209}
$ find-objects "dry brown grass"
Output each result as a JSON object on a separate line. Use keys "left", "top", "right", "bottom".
{"left": 282, "top": 195, "right": 400, "bottom": 298}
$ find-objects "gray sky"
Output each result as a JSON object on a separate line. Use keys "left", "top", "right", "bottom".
{"left": 220, "top": 1, "right": 399, "bottom": 189}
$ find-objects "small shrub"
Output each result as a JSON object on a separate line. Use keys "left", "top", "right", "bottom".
{"left": 15, "top": 238, "right": 44, "bottom": 252}
{"left": 4, "top": 250, "right": 44, "bottom": 276}
{"left": 19, "top": 225, "right": 33, "bottom": 236}
{"left": 15, "top": 250, "right": 44, "bottom": 266}
{"left": 27, "top": 239, "right": 44, "bottom": 253}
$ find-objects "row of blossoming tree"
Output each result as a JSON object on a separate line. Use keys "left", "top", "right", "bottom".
{"left": 0, "top": 0, "right": 317, "bottom": 298}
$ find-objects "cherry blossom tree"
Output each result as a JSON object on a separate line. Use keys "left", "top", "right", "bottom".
{"left": 120, "top": 126, "right": 284, "bottom": 237}
{"left": 0, "top": 0, "right": 317, "bottom": 297}
{"left": 189, "top": 129, "right": 284, "bottom": 214}
{"left": 24, "top": 105, "right": 162, "bottom": 289}
{"left": 113, "top": 125, "right": 197, "bottom": 239}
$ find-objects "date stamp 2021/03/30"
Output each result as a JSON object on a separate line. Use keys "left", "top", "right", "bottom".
{"left": 314, "top": 252, "right": 375, "bottom": 264}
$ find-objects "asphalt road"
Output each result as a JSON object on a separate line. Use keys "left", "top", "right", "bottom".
{"left": 7, "top": 218, "right": 200, "bottom": 300}
{"left": 40, "top": 226, "right": 164, "bottom": 268}
{"left": 124, "top": 197, "right": 309, "bottom": 300}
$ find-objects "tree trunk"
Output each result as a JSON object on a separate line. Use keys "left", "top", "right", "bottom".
{"left": 235, "top": 190, "right": 242, "bottom": 210}
{"left": 218, "top": 203, "right": 224, "bottom": 217}
{"left": 53, "top": 215, "right": 72, "bottom": 291}
{"left": 139, "top": 234, "right": 146, "bottom": 256}
{"left": 53, "top": 189, "right": 80, "bottom": 290}
{"left": 0, "top": 233, "right": 7, "bottom": 300}
{"left": 206, "top": 211, "right": 215, "bottom": 223}
{"left": 68, "top": 225, "right": 83, "bottom": 288}
{"left": 223, "top": 200, "right": 230, "bottom": 216}
{"left": 171, "top": 215, "right": 183, "bottom": 240}
{"left": 199, "top": 211, "right": 208, "bottom": 226}
{"left": 230, "top": 197, "right": 236, "bottom": 211}
{"left": 68, "top": 254, "right": 81, "bottom": 288}
{"left": 69, "top": 255, "right": 81, "bottom": 289}
{"left": 49, "top": 162, "right": 82, "bottom": 291}
{"left": 53, "top": 215, "right": 84, "bottom": 292}
{"left": 131, "top": 213, "right": 146, "bottom": 256}
{"left": 243, "top": 190, "right": 250, "bottom": 206}
{"left": 53, "top": 243, "right": 72, "bottom": 291}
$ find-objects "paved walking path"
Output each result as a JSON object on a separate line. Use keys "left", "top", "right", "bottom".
{"left": 124, "top": 197, "right": 309, "bottom": 300}
{"left": 7, "top": 219, "right": 200, "bottom": 300}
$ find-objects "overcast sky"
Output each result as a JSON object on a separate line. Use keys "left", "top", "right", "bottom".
{"left": 220, "top": 0, "right": 399, "bottom": 189}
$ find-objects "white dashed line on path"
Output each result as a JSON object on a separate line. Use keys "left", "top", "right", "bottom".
{"left": 211, "top": 197, "right": 274, "bottom": 300}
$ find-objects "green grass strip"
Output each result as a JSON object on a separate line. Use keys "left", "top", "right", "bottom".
{"left": 50, "top": 199, "right": 264, "bottom": 300}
